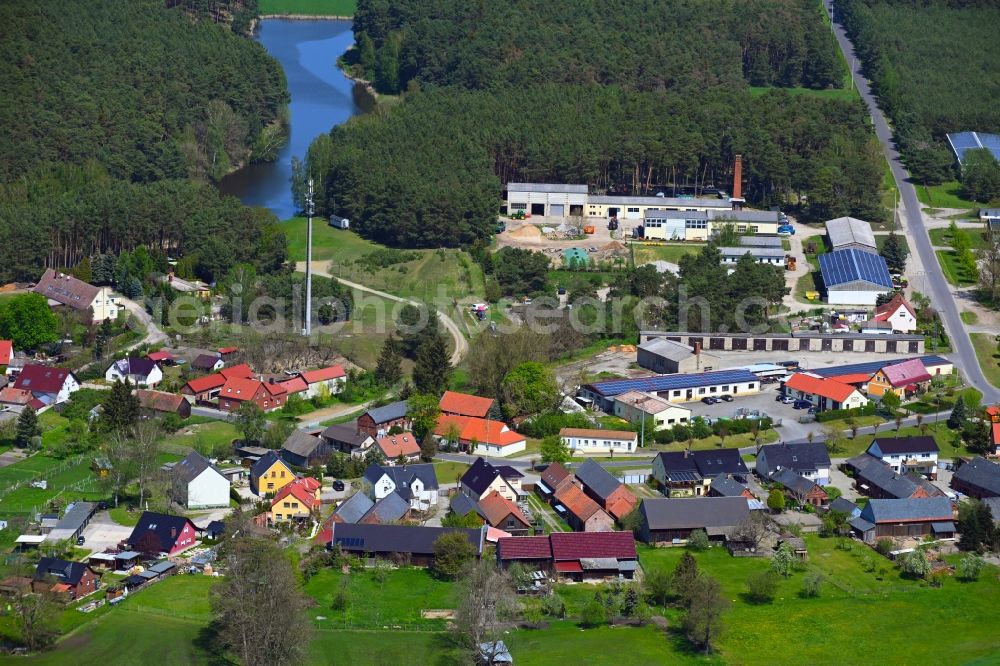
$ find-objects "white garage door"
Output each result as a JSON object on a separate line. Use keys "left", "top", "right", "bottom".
{"left": 549, "top": 204, "right": 564, "bottom": 216}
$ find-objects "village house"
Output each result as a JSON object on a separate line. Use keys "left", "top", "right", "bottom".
{"left": 477, "top": 490, "right": 532, "bottom": 536}
{"left": 867, "top": 358, "right": 932, "bottom": 399}
{"left": 0, "top": 386, "right": 41, "bottom": 414}
{"left": 329, "top": 492, "right": 376, "bottom": 526}
{"left": 574, "top": 459, "right": 637, "bottom": 520}
{"left": 180, "top": 363, "right": 254, "bottom": 404}
{"left": 217, "top": 376, "right": 287, "bottom": 413}
{"left": 328, "top": 524, "right": 485, "bottom": 567}
{"left": 639, "top": 497, "right": 751, "bottom": 545}
{"left": 844, "top": 453, "right": 944, "bottom": 500}
{"left": 460, "top": 458, "right": 523, "bottom": 502}
{"left": 278, "top": 375, "right": 308, "bottom": 397}
{"left": 161, "top": 273, "right": 211, "bottom": 298}
{"left": 250, "top": 451, "right": 297, "bottom": 496}
{"left": 104, "top": 357, "right": 163, "bottom": 388}
{"left": 435, "top": 414, "right": 527, "bottom": 457}
{"left": 192, "top": 354, "right": 225, "bottom": 373}
{"left": 33, "top": 269, "right": 121, "bottom": 323}
{"left": 12, "top": 364, "right": 80, "bottom": 407}
{"left": 612, "top": 390, "right": 691, "bottom": 431}
{"left": 0, "top": 340, "right": 12, "bottom": 369}
{"left": 827, "top": 497, "right": 863, "bottom": 519}
{"left": 756, "top": 442, "right": 831, "bottom": 485}
{"left": 849, "top": 497, "right": 955, "bottom": 544}
{"left": 146, "top": 350, "right": 175, "bottom": 366}
{"left": 496, "top": 531, "right": 638, "bottom": 582}
{"left": 33, "top": 558, "right": 100, "bottom": 600}
{"left": 375, "top": 431, "right": 421, "bottom": 463}
{"left": 320, "top": 424, "right": 375, "bottom": 458}
{"left": 871, "top": 293, "right": 918, "bottom": 334}
{"left": 440, "top": 390, "right": 494, "bottom": 418}
{"left": 708, "top": 476, "right": 755, "bottom": 499}
{"left": 363, "top": 463, "right": 439, "bottom": 512}
{"left": 988, "top": 406, "right": 1000, "bottom": 455}
{"left": 782, "top": 373, "right": 868, "bottom": 412}
{"left": 280, "top": 429, "right": 333, "bottom": 468}
{"left": 127, "top": 512, "right": 198, "bottom": 556}
{"left": 866, "top": 436, "right": 939, "bottom": 479}
{"left": 169, "top": 451, "right": 230, "bottom": 510}
{"left": 553, "top": 482, "right": 614, "bottom": 532}
{"left": 559, "top": 428, "right": 638, "bottom": 456}
{"left": 136, "top": 389, "right": 191, "bottom": 419}
{"left": 652, "top": 449, "right": 750, "bottom": 497}
{"left": 771, "top": 468, "right": 829, "bottom": 507}
{"left": 270, "top": 477, "right": 321, "bottom": 523}
{"left": 298, "top": 365, "right": 346, "bottom": 399}
{"left": 359, "top": 492, "right": 411, "bottom": 524}
{"left": 951, "top": 456, "right": 1000, "bottom": 499}
{"left": 536, "top": 462, "right": 574, "bottom": 499}
{"left": 357, "top": 400, "right": 411, "bottom": 438}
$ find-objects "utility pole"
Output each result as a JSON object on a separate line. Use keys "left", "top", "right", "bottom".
{"left": 304, "top": 178, "right": 314, "bottom": 336}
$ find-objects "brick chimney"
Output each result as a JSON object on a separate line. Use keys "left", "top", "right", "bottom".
{"left": 730, "top": 154, "right": 745, "bottom": 210}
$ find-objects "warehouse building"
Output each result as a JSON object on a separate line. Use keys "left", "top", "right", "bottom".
{"left": 718, "top": 246, "right": 786, "bottom": 266}
{"left": 738, "top": 235, "right": 784, "bottom": 248}
{"left": 637, "top": 338, "right": 719, "bottom": 374}
{"left": 639, "top": 331, "right": 925, "bottom": 355}
{"left": 504, "top": 183, "right": 737, "bottom": 221}
{"left": 587, "top": 195, "right": 730, "bottom": 220}
{"left": 505, "top": 183, "right": 588, "bottom": 218}
{"left": 641, "top": 209, "right": 781, "bottom": 241}
{"left": 819, "top": 248, "right": 894, "bottom": 305}
{"left": 825, "top": 217, "right": 877, "bottom": 253}
{"left": 579, "top": 369, "right": 759, "bottom": 411}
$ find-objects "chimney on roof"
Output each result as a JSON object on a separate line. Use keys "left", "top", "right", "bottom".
{"left": 730, "top": 154, "right": 745, "bottom": 210}
{"left": 170, "top": 527, "right": 177, "bottom": 539}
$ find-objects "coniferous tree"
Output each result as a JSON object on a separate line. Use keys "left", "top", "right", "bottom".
{"left": 412, "top": 335, "right": 451, "bottom": 395}
{"left": 15, "top": 407, "right": 41, "bottom": 448}
{"left": 101, "top": 379, "right": 140, "bottom": 433}
{"left": 880, "top": 232, "right": 908, "bottom": 273}
{"left": 948, "top": 395, "right": 968, "bottom": 430}
{"left": 374, "top": 335, "right": 403, "bottom": 387}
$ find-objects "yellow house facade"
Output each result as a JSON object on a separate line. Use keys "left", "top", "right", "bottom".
{"left": 251, "top": 451, "right": 295, "bottom": 496}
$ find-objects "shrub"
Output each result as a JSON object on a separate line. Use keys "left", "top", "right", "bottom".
{"left": 746, "top": 570, "right": 778, "bottom": 603}
{"left": 580, "top": 599, "right": 606, "bottom": 628}
{"left": 686, "top": 529, "right": 710, "bottom": 551}
{"left": 801, "top": 572, "right": 822, "bottom": 598}
{"left": 957, "top": 554, "right": 984, "bottom": 582}
{"left": 875, "top": 538, "right": 894, "bottom": 556}
{"left": 814, "top": 403, "right": 877, "bottom": 423}
{"left": 899, "top": 549, "right": 931, "bottom": 578}
{"left": 770, "top": 543, "right": 795, "bottom": 578}
{"left": 541, "top": 594, "right": 566, "bottom": 618}
{"left": 519, "top": 411, "right": 593, "bottom": 438}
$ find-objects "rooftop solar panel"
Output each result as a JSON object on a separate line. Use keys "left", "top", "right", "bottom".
{"left": 586, "top": 369, "right": 758, "bottom": 397}
{"left": 819, "top": 249, "right": 892, "bottom": 289}
{"left": 947, "top": 132, "right": 1000, "bottom": 164}
{"left": 811, "top": 355, "right": 948, "bottom": 378}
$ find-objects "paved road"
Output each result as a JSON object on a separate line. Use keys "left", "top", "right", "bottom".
{"left": 296, "top": 261, "right": 469, "bottom": 365}
{"left": 827, "top": 4, "right": 1000, "bottom": 405}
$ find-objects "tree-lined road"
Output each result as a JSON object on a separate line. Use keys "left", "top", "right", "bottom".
{"left": 827, "top": 3, "right": 1000, "bottom": 404}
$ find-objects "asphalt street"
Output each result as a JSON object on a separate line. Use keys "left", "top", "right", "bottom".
{"left": 827, "top": 3, "right": 1000, "bottom": 405}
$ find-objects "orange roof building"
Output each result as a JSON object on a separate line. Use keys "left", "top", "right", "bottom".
{"left": 783, "top": 373, "right": 868, "bottom": 412}
{"left": 439, "top": 390, "right": 494, "bottom": 418}
{"left": 434, "top": 414, "right": 527, "bottom": 457}
{"left": 0, "top": 340, "right": 13, "bottom": 366}
{"left": 477, "top": 490, "right": 531, "bottom": 535}
{"left": 270, "top": 476, "right": 321, "bottom": 522}
{"left": 376, "top": 432, "right": 421, "bottom": 460}
{"left": 217, "top": 376, "right": 287, "bottom": 413}
{"left": 553, "top": 483, "right": 614, "bottom": 532}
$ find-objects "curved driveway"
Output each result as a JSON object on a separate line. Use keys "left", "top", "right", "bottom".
{"left": 828, "top": 4, "right": 1000, "bottom": 404}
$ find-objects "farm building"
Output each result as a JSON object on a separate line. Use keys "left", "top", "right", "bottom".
{"left": 825, "top": 217, "right": 878, "bottom": 253}
{"left": 639, "top": 330, "right": 926, "bottom": 355}
{"left": 849, "top": 497, "right": 955, "bottom": 544}
{"left": 738, "top": 235, "right": 784, "bottom": 248}
{"left": 611, "top": 391, "right": 691, "bottom": 430}
{"left": 638, "top": 497, "right": 750, "bottom": 545}
{"left": 717, "top": 246, "right": 786, "bottom": 265}
{"left": 637, "top": 337, "right": 719, "bottom": 374}
{"left": 505, "top": 183, "right": 588, "bottom": 218}
{"left": 818, "top": 249, "right": 893, "bottom": 305}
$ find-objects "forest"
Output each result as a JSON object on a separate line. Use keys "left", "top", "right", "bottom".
{"left": 838, "top": 0, "right": 1000, "bottom": 185}
{"left": 352, "top": 0, "right": 843, "bottom": 94}
{"left": 307, "top": 85, "right": 884, "bottom": 247}
{"left": 0, "top": 0, "right": 290, "bottom": 285}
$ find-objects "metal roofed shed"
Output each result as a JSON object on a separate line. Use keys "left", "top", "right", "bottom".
{"left": 825, "top": 217, "right": 877, "bottom": 252}
{"left": 43, "top": 501, "right": 96, "bottom": 543}
{"left": 818, "top": 249, "right": 893, "bottom": 306}
{"left": 507, "top": 183, "right": 588, "bottom": 194}
{"left": 738, "top": 235, "right": 784, "bottom": 248}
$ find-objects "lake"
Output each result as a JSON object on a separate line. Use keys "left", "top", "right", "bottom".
{"left": 218, "top": 19, "right": 362, "bottom": 220}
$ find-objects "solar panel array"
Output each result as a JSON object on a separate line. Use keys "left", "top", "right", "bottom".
{"left": 811, "top": 355, "right": 948, "bottom": 378}
{"left": 818, "top": 249, "right": 893, "bottom": 289}
{"left": 334, "top": 536, "right": 365, "bottom": 548}
{"left": 947, "top": 132, "right": 1000, "bottom": 164}
{"left": 588, "top": 369, "right": 758, "bottom": 397}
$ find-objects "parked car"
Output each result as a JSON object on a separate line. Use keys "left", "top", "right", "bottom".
{"left": 557, "top": 286, "right": 566, "bottom": 295}
{"left": 701, "top": 396, "right": 719, "bottom": 405}
{"left": 777, "top": 395, "right": 795, "bottom": 404}
{"left": 332, "top": 480, "right": 345, "bottom": 492}
{"left": 793, "top": 400, "right": 812, "bottom": 410}
{"left": 76, "top": 535, "right": 86, "bottom": 546}
{"left": 719, "top": 394, "right": 734, "bottom": 402}
{"left": 807, "top": 407, "right": 817, "bottom": 415}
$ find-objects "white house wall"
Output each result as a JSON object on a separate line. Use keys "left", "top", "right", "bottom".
{"left": 187, "top": 469, "right": 230, "bottom": 509}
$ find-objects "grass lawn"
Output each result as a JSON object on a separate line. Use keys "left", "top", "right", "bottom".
{"left": 935, "top": 249, "right": 978, "bottom": 286}
{"left": 929, "top": 226, "right": 989, "bottom": 251}
{"left": 839, "top": 421, "right": 969, "bottom": 459}
{"left": 259, "top": 0, "right": 356, "bottom": 16}
{"left": 874, "top": 232, "right": 909, "bottom": 254}
{"left": 0, "top": 455, "right": 102, "bottom": 515}
{"left": 285, "top": 217, "right": 485, "bottom": 304}
{"left": 630, "top": 243, "right": 701, "bottom": 267}
{"left": 318, "top": 293, "right": 399, "bottom": 369}
{"left": 793, "top": 234, "right": 827, "bottom": 304}
{"left": 961, "top": 310, "right": 979, "bottom": 325}
{"left": 160, "top": 420, "right": 239, "bottom": 456}
{"left": 108, "top": 506, "right": 141, "bottom": 526}
{"left": 432, "top": 461, "right": 470, "bottom": 485}
{"left": 970, "top": 332, "right": 1000, "bottom": 388}
{"left": 916, "top": 181, "right": 979, "bottom": 210}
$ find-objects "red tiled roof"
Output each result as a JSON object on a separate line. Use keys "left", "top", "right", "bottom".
{"left": 434, "top": 414, "right": 525, "bottom": 448}
{"left": 880, "top": 359, "right": 932, "bottom": 387}
{"left": 606, "top": 495, "right": 637, "bottom": 521}
{"left": 872, "top": 293, "right": 915, "bottom": 322}
{"left": 147, "top": 350, "right": 173, "bottom": 362}
{"left": 992, "top": 423, "right": 1000, "bottom": 447}
{"left": 554, "top": 561, "right": 583, "bottom": 573}
{"left": 0, "top": 340, "right": 12, "bottom": 364}
{"left": 218, "top": 347, "right": 238, "bottom": 355}
{"left": 549, "top": 531, "right": 637, "bottom": 560}
{"left": 477, "top": 491, "right": 530, "bottom": 529}
{"left": 559, "top": 428, "right": 637, "bottom": 441}
{"left": 301, "top": 365, "right": 345, "bottom": 384}
{"left": 279, "top": 376, "right": 308, "bottom": 394}
{"left": 0, "top": 387, "right": 33, "bottom": 405}
{"left": 497, "top": 535, "right": 552, "bottom": 560}
{"left": 376, "top": 432, "right": 421, "bottom": 459}
{"left": 220, "top": 376, "right": 262, "bottom": 401}
{"left": 554, "top": 483, "right": 603, "bottom": 522}
{"left": 784, "top": 373, "right": 859, "bottom": 403}
{"left": 136, "top": 389, "right": 186, "bottom": 413}
{"left": 439, "top": 391, "right": 494, "bottom": 418}
{"left": 220, "top": 364, "right": 254, "bottom": 381}
{"left": 272, "top": 477, "right": 321, "bottom": 511}
{"left": 13, "top": 365, "right": 74, "bottom": 394}
{"left": 263, "top": 381, "right": 287, "bottom": 397}
{"left": 184, "top": 373, "right": 226, "bottom": 394}
{"left": 540, "top": 463, "right": 572, "bottom": 490}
